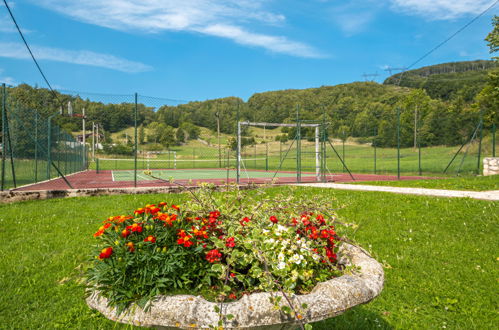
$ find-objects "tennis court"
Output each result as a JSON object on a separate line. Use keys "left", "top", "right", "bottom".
{"left": 112, "top": 169, "right": 302, "bottom": 182}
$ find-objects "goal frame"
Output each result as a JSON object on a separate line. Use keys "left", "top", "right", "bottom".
{"left": 237, "top": 121, "right": 322, "bottom": 183}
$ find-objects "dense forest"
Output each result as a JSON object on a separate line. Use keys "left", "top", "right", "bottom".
{"left": 2, "top": 16, "right": 498, "bottom": 151}
{"left": 383, "top": 60, "right": 496, "bottom": 101}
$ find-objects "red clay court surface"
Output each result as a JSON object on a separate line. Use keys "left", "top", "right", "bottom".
{"left": 13, "top": 169, "right": 433, "bottom": 191}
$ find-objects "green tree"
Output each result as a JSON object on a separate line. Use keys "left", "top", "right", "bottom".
{"left": 176, "top": 128, "right": 186, "bottom": 144}
{"left": 138, "top": 124, "right": 145, "bottom": 145}
{"left": 485, "top": 15, "right": 499, "bottom": 60}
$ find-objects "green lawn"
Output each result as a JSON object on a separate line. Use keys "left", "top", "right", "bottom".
{"left": 0, "top": 187, "right": 497, "bottom": 329}
{"left": 351, "top": 175, "right": 499, "bottom": 191}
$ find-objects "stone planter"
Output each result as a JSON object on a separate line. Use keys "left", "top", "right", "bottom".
{"left": 86, "top": 243, "right": 384, "bottom": 329}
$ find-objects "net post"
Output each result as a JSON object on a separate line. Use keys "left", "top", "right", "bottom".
{"left": 96, "top": 158, "right": 99, "bottom": 173}
{"left": 134, "top": 93, "right": 138, "bottom": 187}
{"left": 397, "top": 107, "right": 401, "bottom": 180}
{"left": 1, "top": 83, "right": 5, "bottom": 191}
{"left": 174, "top": 151, "right": 177, "bottom": 169}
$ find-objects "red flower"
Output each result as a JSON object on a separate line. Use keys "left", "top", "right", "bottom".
{"left": 230, "top": 273, "right": 236, "bottom": 278}
{"left": 98, "top": 247, "right": 113, "bottom": 260}
{"left": 134, "top": 208, "right": 145, "bottom": 215}
{"left": 144, "top": 235, "right": 156, "bottom": 243}
{"left": 205, "top": 249, "right": 222, "bottom": 263}
{"left": 225, "top": 237, "right": 236, "bottom": 248}
{"left": 270, "top": 216, "right": 278, "bottom": 224}
{"left": 291, "top": 217, "right": 298, "bottom": 227}
{"left": 158, "top": 202, "right": 167, "bottom": 207}
{"left": 239, "top": 217, "right": 250, "bottom": 226}
{"left": 228, "top": 293, "right": 237, "bottom": 300}
{"left": 171, "top": 204, "right": 180, "bottom": 211}
{"left": 191, "top": 226, "right": 208, "bottom": 239}
{"left": 316, "top": 214, "right": 326, "bottom": 226}
{"left": 177, "top": 230, "right": 194, "bottom": 247}
{"left": 121, "top": 229, "right": 131, "bottom": 238}
{"left": 126, "top": 223, "right": 143, "bottom": 233}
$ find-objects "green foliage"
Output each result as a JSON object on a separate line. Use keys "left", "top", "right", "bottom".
{"left": 175, "top": 127, "right": 186, "bottom": 143}
{"left": 86, "top": 186, "right": 344, "bottom": 313}
{"left": 384, "top": 60, "right": 496, "bottom": 101}
{"left": 138, "top": 124, "right": 145, "bottom": 145}
{"left": 102, "top": 143, "right": 133, "bottom": 156}
{"left": 485, "top": 15, "right": 499, "bottom": 60}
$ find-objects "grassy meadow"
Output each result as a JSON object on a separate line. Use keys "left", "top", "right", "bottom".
{"left": 0, "top": 186, "right": 497, "bottom": 329}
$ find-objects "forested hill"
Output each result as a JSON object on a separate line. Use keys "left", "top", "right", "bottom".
{"left": 383, "top": 60, "right": 496, "bottom": 101}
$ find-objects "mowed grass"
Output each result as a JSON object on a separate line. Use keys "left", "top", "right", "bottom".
{"left": 351, "top": 175, "right": 499, "bottom": 192}
{"left": 0, "top": 187, "right": 498, "bottom": 329}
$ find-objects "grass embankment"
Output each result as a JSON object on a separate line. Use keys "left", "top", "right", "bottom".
{"left": 0, "top": 187, "right": 498, "bottom": 329}
{"left": 352, "top": 175, "right": 499, "bottom": 191}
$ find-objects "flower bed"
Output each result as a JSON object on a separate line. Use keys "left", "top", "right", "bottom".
{"left": 86, "top": 185, "right": 384, "bottom": 328}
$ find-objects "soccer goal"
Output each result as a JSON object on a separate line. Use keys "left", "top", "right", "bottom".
{"left": 236, "top": 121, "right": 323, "bottom": 183}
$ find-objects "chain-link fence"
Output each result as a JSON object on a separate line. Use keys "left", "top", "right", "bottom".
{"left": 1, "top": 84, "right": 87, "bottom": 190}
{"left": 2, "top": 84, "right": 496, "bottom": 191}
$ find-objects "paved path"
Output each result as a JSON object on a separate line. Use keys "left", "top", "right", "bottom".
{"left": 294, "top": 183, "right": 499, "bottom": 201}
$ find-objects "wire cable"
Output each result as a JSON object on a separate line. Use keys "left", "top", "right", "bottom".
{"left": 397, "top": 0, "right": 499, "bottom": 85}
{"left": 3, "top": 0, "right": 63, "bottom": 106}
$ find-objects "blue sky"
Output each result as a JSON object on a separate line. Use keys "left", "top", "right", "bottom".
{"left": 0, "top": 0, "right": 497, "bottom": 102}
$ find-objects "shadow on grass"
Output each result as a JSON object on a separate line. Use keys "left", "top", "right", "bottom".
{"left": 311, "top": 306, "right": 392, "bottom": 329}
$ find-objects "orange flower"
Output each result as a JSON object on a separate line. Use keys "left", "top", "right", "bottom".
{"left": 126, "top": 223, "right": 143, "bottom": 233}
{"left": 126, "top": 242, "right": 135, "bottom": 252}
{"left": 93, "top": 223, "right": 111, "bottom": 237}
{"left": 144, "top": 235, "right": 156, "bottom": 243}
{"left": 121, "top": 229, "right": 131, "bottom": 238}
{"left": 171, "top": 204, "right": 180, "bottom": 211}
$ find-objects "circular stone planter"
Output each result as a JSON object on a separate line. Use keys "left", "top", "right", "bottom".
{"left": 86, "top": 243, "right": 384, "bottom": 329}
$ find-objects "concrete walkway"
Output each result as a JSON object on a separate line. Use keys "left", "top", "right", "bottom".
{"left": 294, "top": 183, "right": 499, "bottom": 201}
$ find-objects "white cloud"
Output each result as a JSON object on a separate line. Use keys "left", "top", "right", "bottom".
{"left": 31, "top": 0, "right": 324, "bottom": 58}
{"left": 0, "top": 68, "right": 16, "bottom": 85}
{"left": 0, "top": 42, "right": 152, "bottom": 73}
{"left": 389, "top": 0, "right": 496, "bottom": 20}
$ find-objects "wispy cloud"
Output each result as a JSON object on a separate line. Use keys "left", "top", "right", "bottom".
{"left": 31, "top": 0, "right": 325, "bottom": 58}
{"left": 0, "top": 68, "right": 16, "bottom": 85}
{"left": 0, "top": 42, "right": 152, "bottom": 73}
{"left": 389, "top": 0, "right": 496, "bottom": 20}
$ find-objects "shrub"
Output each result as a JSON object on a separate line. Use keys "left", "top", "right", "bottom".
{"left": 86, "top": 186, "right": 345, "bottom": 314}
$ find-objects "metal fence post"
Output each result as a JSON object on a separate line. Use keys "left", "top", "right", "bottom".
{"left": 134, "top": 93, "right": 138, "bottom": 187}
{"left": 47, "top": 116, "right": 52, "bottom": 179}
{"left": 477, "top": 110, "right": 483, "bottom": 175}
{"left": 296, "top": 105, "right": 301, "bottom": 183}
{"left": 236, "top": 102, "right": 240, "bottom": 184}
{"left": 34, "top": 112, "right": 38, "bottom": 182}
{"left": 397, "top": 107, "right": 401, "bottom": 180}
{"left": 493, "top": 123, "right": 496, "bottom": 158}
{"left": 373, "top": 127, "right": 377, "bottom": 175}
{"left": 1, "top": 83, "right": 5, "bottom": 190}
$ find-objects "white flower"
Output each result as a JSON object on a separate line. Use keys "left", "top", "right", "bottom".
{"left": 277, "top": 261, "right": 286, "bottom": 270}
{"left": 289, "top": 254, "right": 304, "bottom": 265}
{"left": 278, "top": 252, "right": 285, "bottom": 262}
